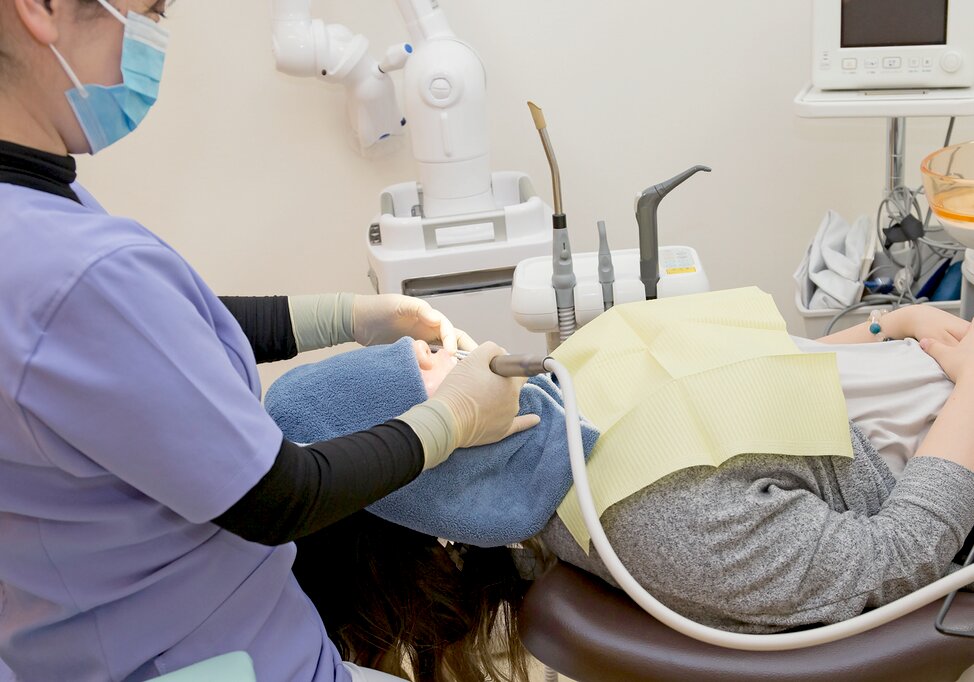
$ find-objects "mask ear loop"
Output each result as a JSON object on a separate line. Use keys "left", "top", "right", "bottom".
{"left": 93, "top": 0, "right": 128, "bottom": 24}
{"left": 48, "top": 0, "right": 129, "bottom": 100}
{"left": 49, "top": 45, "right": 89, "bottom": 98}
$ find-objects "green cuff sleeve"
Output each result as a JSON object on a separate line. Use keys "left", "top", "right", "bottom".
{"left": 397, "top": 399, "right": 458, "bottom": 470}
{"left": 288, "top": 293, "right": 357, "bottom": 352}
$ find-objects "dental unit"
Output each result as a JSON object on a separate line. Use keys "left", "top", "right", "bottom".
{"left": 511, "top": 165, "right": 712, "bottom": 351}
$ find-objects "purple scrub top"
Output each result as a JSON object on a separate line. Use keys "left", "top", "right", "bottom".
{"left": 0, "top": 183, "right": 350, "bottom": 682}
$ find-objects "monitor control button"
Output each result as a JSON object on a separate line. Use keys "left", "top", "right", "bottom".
{"left": 883, "top": 57, "right": 902, "bottom": 69}
{"left": 942, "top": 51, "right": 963, "bottom": 73}
{"left": 864, "top": 58, "right": 880, "bottom": 69}
{"left": 842, "top": 58, "right": 858, "bottom": 70}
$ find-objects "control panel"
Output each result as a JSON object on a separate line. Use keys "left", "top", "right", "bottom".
{"left": 812, "top": 0, "right": 974, "bottom": 90}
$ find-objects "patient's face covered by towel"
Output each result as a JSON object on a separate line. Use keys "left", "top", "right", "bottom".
{"left": 265, "top": 335, "right": 601, "bottom": 546}
{"left": 265, "top": 337, "right": 451, "bottom": 445}
{"left": 412, "top": 339, "right": 458, "bottom": 396}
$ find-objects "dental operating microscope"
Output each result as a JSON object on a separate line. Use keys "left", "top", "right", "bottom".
{"left": 271, "top": 0, "right": 553, "bottom": 352}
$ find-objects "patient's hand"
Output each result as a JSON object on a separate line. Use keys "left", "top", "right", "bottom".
{"left": 920, "top": 323, "right": 974, "bottom": 384}
{"left": 885, "top": 305, "right": 969, "bottom": 344}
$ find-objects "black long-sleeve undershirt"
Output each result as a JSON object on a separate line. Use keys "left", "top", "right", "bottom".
{"left": 215, "top": 422, "right": 425, "bottom": 545}
{"left": 219, "top": 295, "right": 298, "bottom": 364}
{"left": 0, "top": 140, "right": 81, "bottom": 203}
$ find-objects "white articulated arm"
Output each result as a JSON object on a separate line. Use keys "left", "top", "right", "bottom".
{"left": 271, "top": 0, "right": 496, "bottom": 213}
{"left": 395, "top": 0, "right": 495, "bottom": 217}
{"left": 271, "top": 0, "right": 409, "bottom": 153}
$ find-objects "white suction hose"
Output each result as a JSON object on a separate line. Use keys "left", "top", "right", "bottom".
{"left": 545, "top": 357, "right": 974, "bottom": 651}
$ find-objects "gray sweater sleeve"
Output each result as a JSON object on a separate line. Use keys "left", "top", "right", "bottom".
{"left": 540, "top": 426, "right": 974, "bottom": 633}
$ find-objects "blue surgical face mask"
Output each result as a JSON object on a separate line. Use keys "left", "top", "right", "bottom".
{"left": 50, "top": 0, "right": 169, "bottom": 154}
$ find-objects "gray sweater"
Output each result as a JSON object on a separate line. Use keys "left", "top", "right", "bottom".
{"left": 540, "top": 423, "right": 974, "bottom": 633}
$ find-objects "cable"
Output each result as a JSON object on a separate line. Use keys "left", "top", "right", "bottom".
{"left": 919, "top": 236, "right": 966, "bottom": 253}
{"left": 946, "top": 116, "right": 956, "bottom": 148}
{"left": 877, "top": 117, "right": 963, "bottom": 284}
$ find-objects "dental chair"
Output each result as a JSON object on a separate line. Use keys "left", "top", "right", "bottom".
{"left": 520, "top": 561, "right": 974, "bottom": 682}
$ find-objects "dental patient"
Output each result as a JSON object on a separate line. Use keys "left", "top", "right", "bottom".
{"left": 265, "top": 301, "right": 974, "bottom": 682}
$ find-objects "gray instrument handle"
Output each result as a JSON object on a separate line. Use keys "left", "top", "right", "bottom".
{"left": 489, "top": 354, "right": 550, "bottom": 377}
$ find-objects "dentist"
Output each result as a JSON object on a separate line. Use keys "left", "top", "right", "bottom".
{"left": 0, "top": 1, "right": 537, "bottom": 680}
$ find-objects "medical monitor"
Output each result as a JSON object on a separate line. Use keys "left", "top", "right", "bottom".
{"left": 812, "top": 0, "right": 974, "bottom": 90}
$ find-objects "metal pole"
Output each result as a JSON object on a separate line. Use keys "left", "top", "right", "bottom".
{"left": 886, "top": 117, "right": 908, "bottom": 221}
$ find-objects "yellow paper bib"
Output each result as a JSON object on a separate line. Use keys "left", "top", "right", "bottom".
{"left": 552, "top": 287, "right": 852, "bottom": 550}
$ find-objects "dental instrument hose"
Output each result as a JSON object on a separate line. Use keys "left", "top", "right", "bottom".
{"left": 492, "top": 354, "right": 974, "bottom": 651}
{"left": 528, "top": 102, "right": 576, "bottom": 344}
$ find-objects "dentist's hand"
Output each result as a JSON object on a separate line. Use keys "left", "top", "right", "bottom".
{"left": 352, "top": 294, "right": 477, "bottom": 353}
{"left": 431, "top": 342, "right": 541, "bottom": 449}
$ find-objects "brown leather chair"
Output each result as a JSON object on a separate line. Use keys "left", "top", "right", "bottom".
{"left": 519, "top": 562, "right": 974, "bottom": 682}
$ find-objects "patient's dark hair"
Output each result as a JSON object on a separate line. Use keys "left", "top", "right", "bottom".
{"left": 293, "top": 511, "right": 543, "bottom": 682}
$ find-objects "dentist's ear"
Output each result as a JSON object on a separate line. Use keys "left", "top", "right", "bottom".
{"left": 12, "top": 0, "right": 60, "bottom": 45}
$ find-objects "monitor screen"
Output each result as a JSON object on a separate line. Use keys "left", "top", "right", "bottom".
{"left": 841, "top": 0, "right": 948, "bottom": 48}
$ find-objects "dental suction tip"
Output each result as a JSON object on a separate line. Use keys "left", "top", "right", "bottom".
{"left": 527, "top": 101, "right": 547, "bottom": 130}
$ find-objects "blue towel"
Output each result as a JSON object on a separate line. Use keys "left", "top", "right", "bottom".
{"left": 264, "top": 337, "right": 600, "bottom": 547}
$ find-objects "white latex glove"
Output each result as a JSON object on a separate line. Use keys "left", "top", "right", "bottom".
{"left": 288, "top": 293, "right": 356, "bottom": 352}
{"left": 431, "top": 342, "right": 541, "bottom": 449}
{"left": 352, "top": 294, "right": 476, "bottom": 354}
{"left": 397, "top": 342, "right": 541, "bottom": 468}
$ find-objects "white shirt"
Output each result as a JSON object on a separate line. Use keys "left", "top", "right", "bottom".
{"left": 794, "top": 337, "right": 955, "bottom": 476}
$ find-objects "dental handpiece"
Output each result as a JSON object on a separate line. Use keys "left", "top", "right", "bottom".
{"left": 430, "top": 344, "right": 469, "bottom": 359}
{"left": 431, "top": 346, "right": 548, "bottom": 376}
{"left": 489, "top": 354, "right": 550, "bottom": 377}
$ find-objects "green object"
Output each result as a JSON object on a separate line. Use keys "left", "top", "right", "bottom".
{"left": 149, "top": 652, "right": 256, "bottom": 682}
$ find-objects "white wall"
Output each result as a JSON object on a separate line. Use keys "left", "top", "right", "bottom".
{"left": 76, "top": 0, "right": 974, "bottom": 388}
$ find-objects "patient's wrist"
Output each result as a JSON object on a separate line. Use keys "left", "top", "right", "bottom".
{"left": 868, "top": 308, "right": 896, "bottom": 341}
{"left": 881, "top": 307, "right": 909, "bottom": 340}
